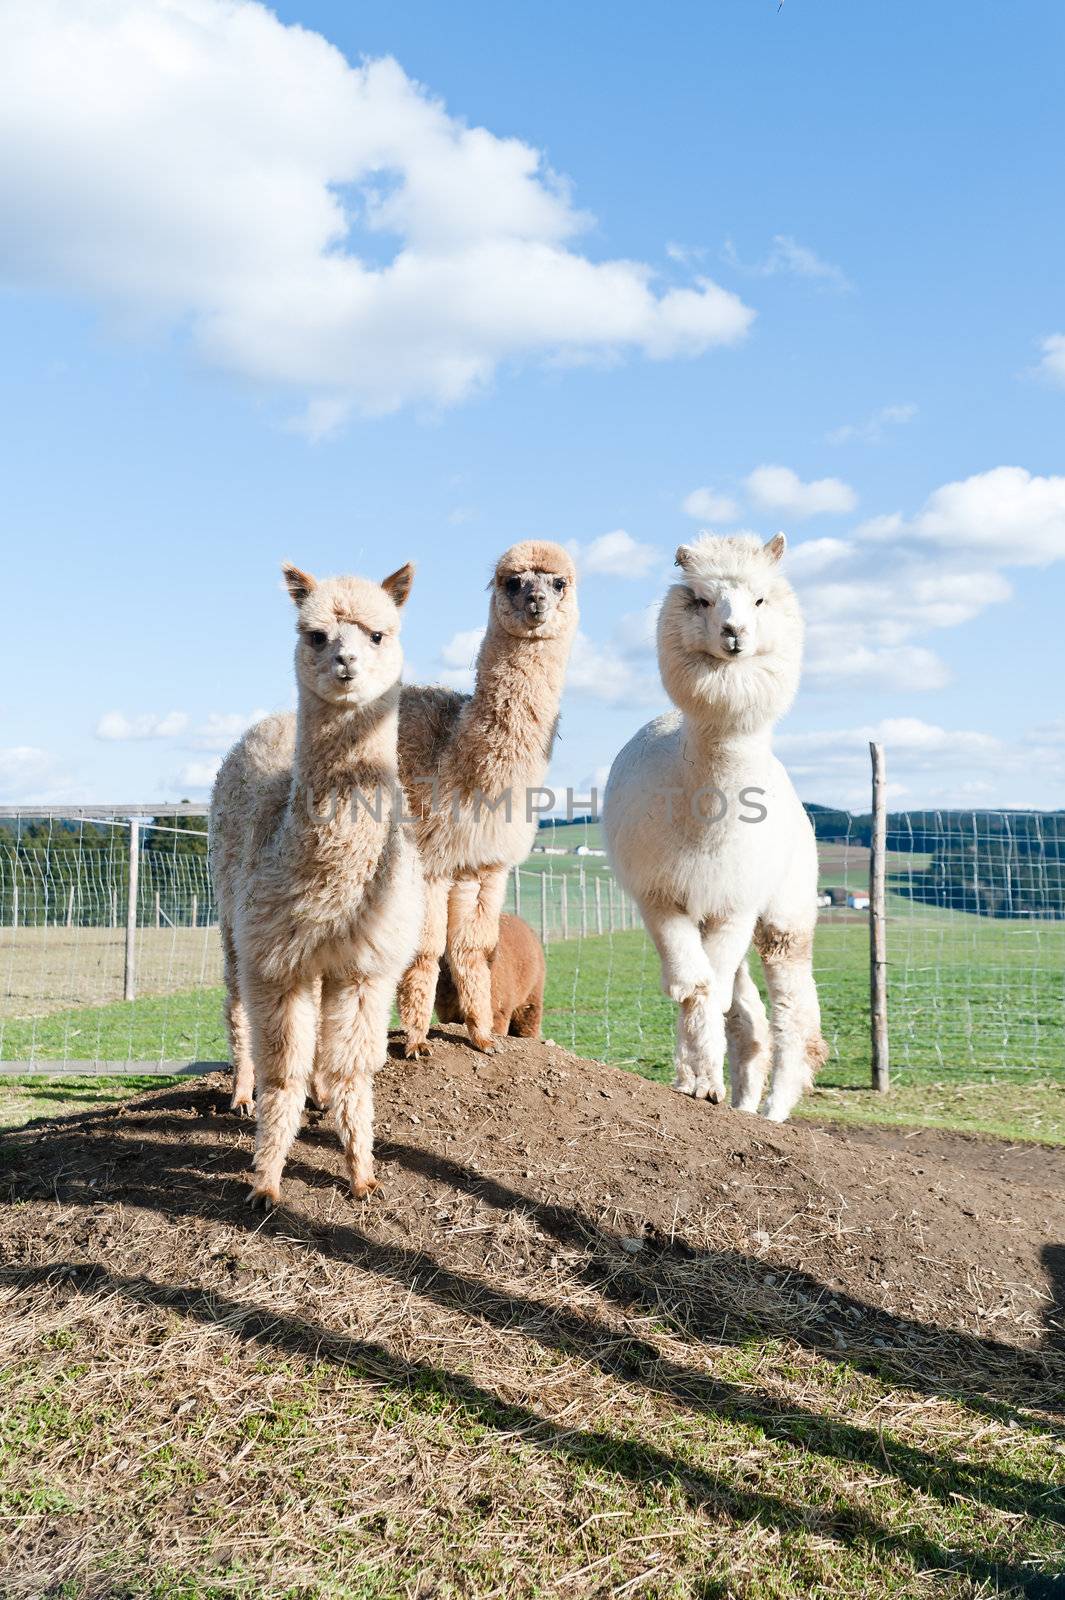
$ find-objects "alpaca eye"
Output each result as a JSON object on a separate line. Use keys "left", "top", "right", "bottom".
{"left": 696, "top": 597, "right": 710, "bottom": 609}
{"left": 307, "top": 630, "right": 327, "bottom": 648}
{"left": 505, "top": 576, "right": 521, "bottom": 595}
{"left": 370, "top": 631, "right": 383, "bottom": 645}
{"left": 755, "top": 598, "right": 765, "bottom": 607}
{"left": 553, "top": 577, "right": 567, "bottom": 593}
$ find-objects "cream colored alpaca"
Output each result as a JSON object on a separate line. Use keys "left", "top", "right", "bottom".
{"left": 604, "top": 533, "right": 826, "bottom": 1122}
{"left": 396, "top": 541, "right": 578, "bottom": 1057}
{"left": 210, "top": 561, "right": 423, "bottom": 1207}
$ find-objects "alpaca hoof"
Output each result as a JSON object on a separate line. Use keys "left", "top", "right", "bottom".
{"left": 351, "top": 1177, "right": 380, "bottom": 1201}
{"left": 230, "top": 1095, "right": 253, "bottom": 1117}
{"left": 469, "top": 1030, "right": 497, "bottom": 1055}
{"left": 667, "top": 977, "right": 711, "bottom": 1005}
{"left": 247, "top": 1181, "right": 279, "bottom": 1212}
{"left": 404, "top": 1037, "right": 431, "bottom": 1060}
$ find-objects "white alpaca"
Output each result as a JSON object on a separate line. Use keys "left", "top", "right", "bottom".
{"left": 603, "top": 533, "right": 826, "bottom": 1121}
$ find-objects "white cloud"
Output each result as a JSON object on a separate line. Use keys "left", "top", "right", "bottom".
{"left": 826, "top": 402, "right": 917, "bottom": 446}
{"left": 784, "top": 537, "right": 852, "bottom": 577}
{"left": 681, "top": 486, "right": 740, "bottom": 524}
{"left": 0, "top": 746, "right": 75, "bottom": 804}
{"left": 896, "top": 467, "right": 1065, "bottom": 566}
{"left": 745, "top": 464, "right": 858, "bottom": 518}
{"left": 0, "top": 0, "right": 754, "bottom": 423}
{"left": 95, "top": 708, "right": 267, "bottom": 748}
{"left": 723, "top": 234, "right": 852, "bottom": 294}
{"left": 1036, "top": 333, "right": 1065, "bottom": 386}
{"left": 436, "top": 626, "right": 485, "bottom": 691}
{"left": 171, "top": 758, "right": 222, "bottom": 793}
{"left": 96, "top": 710, "right": 189, "bottom": 741}
{"left": 577, "top": 530, "right": 659, "bottom": 578}
{"left": 776, "top": 717, "right": 1065, "bottom": 811}
{"left": 566, "top": 632, "right": 661, "bottom": 706}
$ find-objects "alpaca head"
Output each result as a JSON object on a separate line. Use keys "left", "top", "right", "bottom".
{"left": 489, "top": 541, "right": 579, "bottom": 641}
{"left": 657, "top": 534, "right": 803, "bottom": 732}
{"left": 282, "top": 561, "right": 413, "bottom": 708}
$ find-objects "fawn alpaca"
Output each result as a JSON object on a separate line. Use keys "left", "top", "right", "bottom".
{"left": 210, "top": 562, "right": 422, "bottom": 1207}
{"left": 397, "top": 541, "right": 577, "bottom": 1057}
{"left": 604, "top": 533, "right": 826, "bottom": 1121}
{"left": 434, "top": 912, "right": 546, "bottom": 1039}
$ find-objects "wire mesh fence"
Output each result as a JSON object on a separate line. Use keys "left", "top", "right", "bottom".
{"left": 0, "top": 798, "right": 1061, "bottom": 1083}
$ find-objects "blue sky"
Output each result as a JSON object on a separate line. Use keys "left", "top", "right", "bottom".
{"left": 2, "top": 0, "right": 1064, "bottom": 811}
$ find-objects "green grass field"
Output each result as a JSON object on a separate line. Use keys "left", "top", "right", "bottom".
{"left": 2, "top": 911, "right": 1062, "bottom": 1142}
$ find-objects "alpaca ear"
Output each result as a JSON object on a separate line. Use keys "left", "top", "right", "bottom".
{"left": 282, "top": 563, "right": 317, "bottom": 605}
{"left": 674, "top": 545, "right": 694, "bottom": 572}
{"left": 381, "top": 562, "right": 415, "bottom": 608}
{"left": 764, "top": 533, "right": 787, "bottom": 564}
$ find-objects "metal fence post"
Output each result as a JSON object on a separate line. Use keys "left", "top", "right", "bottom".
{"left": 869, "top": 742, "right": 889, "bottom": 1093}
{"left": 124, "top": 819, "right": 140, "bottom": 1002}
{"left": 594, "top": 876, "right": 603, "bottom": 936}
{"left": 561, "top": 876, "right": 569, "bottom": 941}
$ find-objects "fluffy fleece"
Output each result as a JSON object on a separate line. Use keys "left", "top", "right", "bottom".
{"left": 604, "top": 533, "right": 826, "bottom": 1122}
{"left": 210, "top": 562, "right": 423, "bottom": 1206}
{"left": 396, "top": 541, "right": 577, "bottom": 1056}
{"left": 434, "top": 911, "right": 546, "bottom": 1039}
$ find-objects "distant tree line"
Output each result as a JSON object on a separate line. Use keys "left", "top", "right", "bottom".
{"left": 803, "top": 804, "right": 1065, "bottom": 919}
{"left": 0, "top": 813, "right": 211, "bottom": 928}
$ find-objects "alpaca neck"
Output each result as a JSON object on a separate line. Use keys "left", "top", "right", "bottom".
{"left": 288, "top": 681, "right": 399, "bottom": 837}
{"left": 465, "top": 621, "right": 572, "bottom": 784}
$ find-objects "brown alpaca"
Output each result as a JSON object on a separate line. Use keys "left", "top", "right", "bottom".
{"left": 210, "top": 561, "right": 423, "bottom": 1208}
{"left": 435, "top": 912, "right": 546, "bottom": 1038}
{"left": 397, "top": 541, "right": 577, "bottom": 1057}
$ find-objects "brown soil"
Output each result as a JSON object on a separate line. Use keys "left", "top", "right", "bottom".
{"left": 2, "top": 1027, "right": 1063, "bottom": 1404}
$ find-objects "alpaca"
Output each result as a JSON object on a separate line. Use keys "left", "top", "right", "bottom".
{"left": 397, "top": 541, "right": 577, "bottom": 1057}
{"left": 434, "top": 912, "right": 546, "bottom": 1039}
{"left": 210, "top": 561, "right": 423, "bottom": 1207}
{"left": 603, "top": 533, "right": 826, "bottom": 1122}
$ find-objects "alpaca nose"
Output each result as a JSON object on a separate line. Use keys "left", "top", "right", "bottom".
{"left": 526, "top": 596, "right": 544, "bottom": 619}
{"left": 334, "top": 648, "right": 358, "bottom": 680}
{"left": 722, "top": 623, "right": 745, "bottom": 653}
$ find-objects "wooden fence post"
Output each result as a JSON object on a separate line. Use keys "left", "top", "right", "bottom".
{"left": 154, "top": 891, "right": 161, "bottom": 929}
{"left": 190, "top": 893, "right": 198, "bottom": 930}
{"left": 594, "top": 876, "right": 603, "bottom": 936}
{"left": 66, "top": 885, "right": 75, "bottom": 928}
{"left": 512, "top": 865, "right": 521, "bottom": 919}
{"left": 540, "top": 872, "right": 548, "bottom": 945}
{"left": 10, "top": 885, "right": 17, "bottom": 929}
{"left": 124, "top": 820, "right": 140, "bottom": 1003}
{"left": 561, "top": 877, "right": 569, "bottom": 941}
{"left": 869, "top": 741, "right": 889, "bottom": 1093}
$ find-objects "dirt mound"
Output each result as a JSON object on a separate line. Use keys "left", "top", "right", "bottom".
{"left": 2, "top": 1028, "right": 1063, "bottom": 1375}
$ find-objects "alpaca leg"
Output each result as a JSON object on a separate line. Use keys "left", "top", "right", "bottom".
{"left": 758, "top": 929, "right": 826, "bottom": 1122}
{"left": 447, "top": 865, "right": 508, "bottom": 1053}
{"left": 222, "top": 925, "right": 255, "bottom": 1115}
{"left": 397, "top": 876, "right": 449, "bottom": 1059}
{"left": 317, "top": 974, "right": 392, "bottom": 1199}
{"left": 244, "top": 975, "right": 319, "bottom": 1209}
{"left": 726, "top": 958, "right": 771, "bottom": 1113}
{"left": 640, "top": 901, "right": 725, "bottom": 1098}
{"left": 509, "top": 995, "right": 542, "bottom": 1038}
